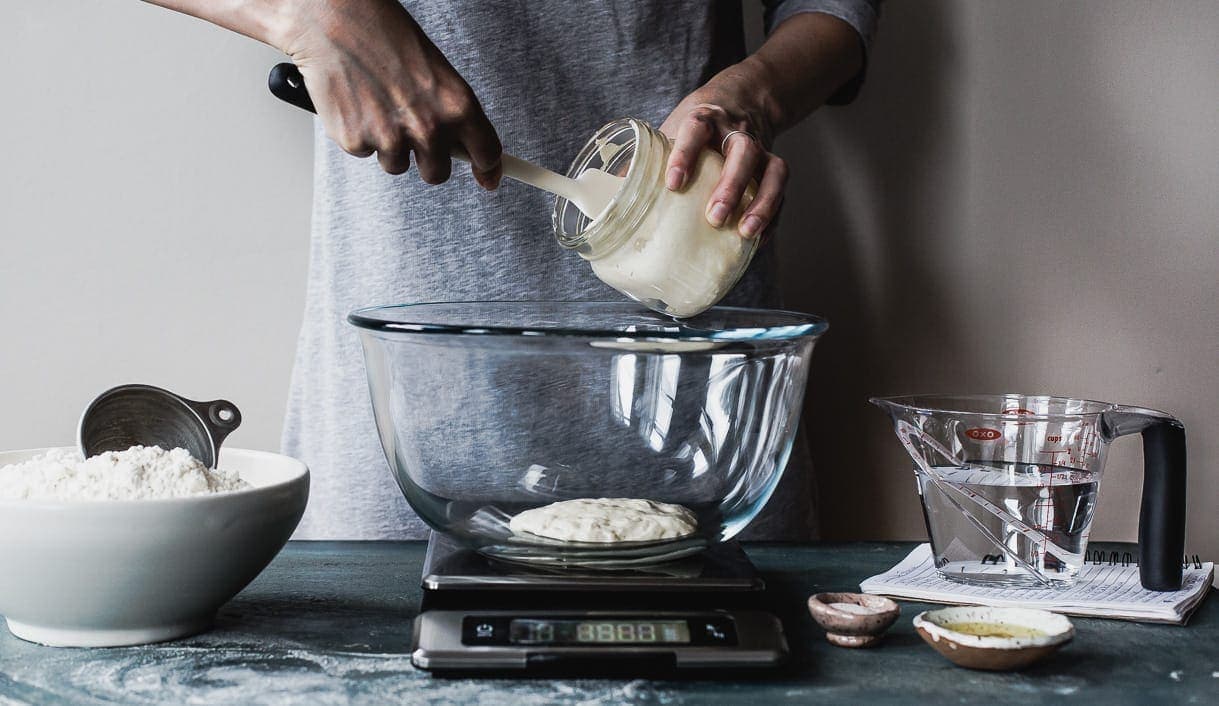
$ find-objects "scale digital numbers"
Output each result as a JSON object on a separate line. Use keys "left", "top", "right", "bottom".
{"left": 509, "top": 619, "right": 690, "bottom": 645}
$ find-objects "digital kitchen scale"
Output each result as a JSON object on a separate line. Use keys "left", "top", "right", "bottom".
{"left": 411, "top": 533, "right": 789, "bottom": 675}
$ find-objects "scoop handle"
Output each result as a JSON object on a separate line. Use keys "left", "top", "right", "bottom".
{"left": 183, "top": 397, "right": 243, "bottom": 451}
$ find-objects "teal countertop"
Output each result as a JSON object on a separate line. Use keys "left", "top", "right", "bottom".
{"left": 0, "top": 541, "right": 1214, "bottom": 704}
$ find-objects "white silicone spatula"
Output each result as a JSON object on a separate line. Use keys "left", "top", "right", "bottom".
{"left": 452, "top": 148, "right": 621, "bottom": 219}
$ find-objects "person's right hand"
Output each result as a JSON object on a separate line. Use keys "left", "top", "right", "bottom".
{"left": 280, "top": 0, "right": 502, "bottom": 187}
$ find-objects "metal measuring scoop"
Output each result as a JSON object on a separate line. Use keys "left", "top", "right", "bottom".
{"left": 78, "top": 384, "right": 241, "bottom": 469}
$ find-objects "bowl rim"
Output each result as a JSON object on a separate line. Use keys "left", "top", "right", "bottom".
{"left": 868, "top": 392, "right": 1183, "bottom": 424}
{"left": 0, "top": 446, "right": 308, "bottom": 510}
{"left": 913, "top": 606, "right": 1075, "bottom": 650}
{"left": 809, "top": 592, "right": 901, "bottom": 617}
{"left": 347, "top": 300, "right": 829, "bottom": 342}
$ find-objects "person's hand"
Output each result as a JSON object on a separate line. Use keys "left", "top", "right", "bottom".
{"left": 281, "top": 0, "right": 502, "bottom": 187}
{"left": 659, "top": 84, "right": 787, "bottom": 240}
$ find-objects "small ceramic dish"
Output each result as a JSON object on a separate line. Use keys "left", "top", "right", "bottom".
{"left": 913, "top": 606, "right": 1074, "bottom": 671}
{"left": 808, "top": 592, "right": 900, "bottom": 647}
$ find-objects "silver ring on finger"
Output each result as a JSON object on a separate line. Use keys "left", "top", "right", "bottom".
{"left": 721, "top": 129, "right": 757, "bottom": 154}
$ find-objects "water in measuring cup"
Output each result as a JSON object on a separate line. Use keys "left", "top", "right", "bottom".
{"left": 918, "top": 462, "right": 1100, "bottom": 588}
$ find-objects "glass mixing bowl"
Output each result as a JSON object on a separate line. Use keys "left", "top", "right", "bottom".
{"left": 349, "top": 302, "right": 826, "bottom": 566}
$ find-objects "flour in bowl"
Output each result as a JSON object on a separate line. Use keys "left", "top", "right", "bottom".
{"left": 0, "top": 446, "right": 249, "bottom": 501}
{"left": 510, "top": 498, "right": 697, "bottom": 543}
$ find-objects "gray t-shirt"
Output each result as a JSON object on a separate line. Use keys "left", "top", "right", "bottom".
{"left": 284, "top": 0, "right": 879, "bottom": 540}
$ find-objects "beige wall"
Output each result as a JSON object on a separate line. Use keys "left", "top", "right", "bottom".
{"left": 771, "top": 1, "right": 1218, "bottom": 554}
{"left": 1, "top": 3, "right": 312, "bottom": 454}
{"left": 2, "top": 2, "right": 1215, "bottom": 554}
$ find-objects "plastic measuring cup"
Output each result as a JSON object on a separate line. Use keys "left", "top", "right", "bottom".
{"left": 871, "top": 394, "right": 1186, "bottom": 591}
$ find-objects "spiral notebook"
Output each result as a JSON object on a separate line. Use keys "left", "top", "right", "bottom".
{"left": 860, "top": 544, "right": 1213, "bottom": 624}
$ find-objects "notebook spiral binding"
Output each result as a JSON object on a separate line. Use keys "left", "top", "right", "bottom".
{"left": 1083, "top": 549, "right": 1203, "bottom": 569}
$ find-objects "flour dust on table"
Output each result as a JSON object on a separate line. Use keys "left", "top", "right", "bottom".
{"left": 0, "top": 641, "right": 682, "bottom": 706}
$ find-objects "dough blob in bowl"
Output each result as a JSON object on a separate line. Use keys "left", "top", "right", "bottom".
{"left": 510, "top": 498, "right": 698, "bottom": 543}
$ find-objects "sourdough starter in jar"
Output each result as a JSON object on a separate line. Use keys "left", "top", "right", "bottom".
{"left": 553, "top": 118, "right": 758, "bottom": 318}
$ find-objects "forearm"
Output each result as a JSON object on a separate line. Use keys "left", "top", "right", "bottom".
{"left": 142, "top": 0, "right": 298, "bottom": 50}
{"left": 712, "top": 12, "right": 864, "bottom": 138}
{"left": 142, "top": 0, "right": 501, "bottom": 183}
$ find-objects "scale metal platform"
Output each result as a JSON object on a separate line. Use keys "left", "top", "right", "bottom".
{"left": 411, "top": 533, "right": 789, "bottom": 674}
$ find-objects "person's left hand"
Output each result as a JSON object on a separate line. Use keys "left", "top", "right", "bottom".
{"left": 659, "top": 83, "right": 787, "bottom": 241}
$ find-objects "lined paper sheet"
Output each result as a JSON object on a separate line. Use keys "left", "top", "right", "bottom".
{"left": 860, "top": 544, "right": 1213, "bottom": 624}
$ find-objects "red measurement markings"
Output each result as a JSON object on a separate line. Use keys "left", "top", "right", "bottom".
{"left": 1040, "top": 433, "right": 1068, "bottom": 464}
{"left": 1032, "top": 473, "right": 1056, "bottom": 563}
{"left": 1003, "top": 407, "right": 1037, "bottom": 427}
{"left": 1065, "top": 423, "right": 1102, "bottom": 467}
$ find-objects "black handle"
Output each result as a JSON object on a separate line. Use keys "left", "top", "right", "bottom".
{"left": 269, "top": 62, "right": 317, "bottom": 114}
{"left": 1137, "top": 418, "right": 1187, "bottom": 590}
{"left": 1104, "top": 407, "right": 1188, "bottom": 590}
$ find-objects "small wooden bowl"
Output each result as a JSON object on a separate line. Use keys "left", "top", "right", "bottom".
{"left": 807, "top": 592, "right": 901, "bottom": 647}
{"left": 913, "top": 606, "right": 1074, "bottom": 671}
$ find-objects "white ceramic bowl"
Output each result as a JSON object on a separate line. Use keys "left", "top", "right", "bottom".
{"left": 0, "top": 447, "right": 308, "bottom": 647}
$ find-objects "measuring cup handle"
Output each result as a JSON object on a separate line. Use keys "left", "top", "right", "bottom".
{"left": 1138, "top": 418, "right": 1187, "bottom": 590}
{"left": 1105, "top": 407, "right": 1187, "bottom": 591}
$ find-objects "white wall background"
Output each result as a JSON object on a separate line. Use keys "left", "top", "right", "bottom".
{"left": 1, "top": 2, "right": 312, "bottom": 452}
{"left": 2, "top": 2, "right": 1216, "bottom": 555}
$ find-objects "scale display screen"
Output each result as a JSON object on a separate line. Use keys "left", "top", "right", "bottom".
{"left": 508, "top": 619, "right": 691, "bottom": 645}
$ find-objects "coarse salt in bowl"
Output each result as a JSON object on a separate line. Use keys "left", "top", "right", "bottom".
{"left": 0, "top": 447, "right": 308, "bottom": 647}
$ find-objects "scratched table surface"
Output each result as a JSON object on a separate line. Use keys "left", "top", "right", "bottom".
{"left": 0, "top": 541, "right": 1214, "bottom": 705}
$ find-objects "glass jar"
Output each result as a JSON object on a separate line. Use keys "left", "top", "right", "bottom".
{"left": 552, "top": 118, "right": 759, "bottom": 319}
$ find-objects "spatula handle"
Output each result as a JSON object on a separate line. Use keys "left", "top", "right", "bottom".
{"left": 266, "top": 63, "right": 577, "bottom": 200}
{"left": 268, "top": 63, "right": 315, "bottom": 114}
